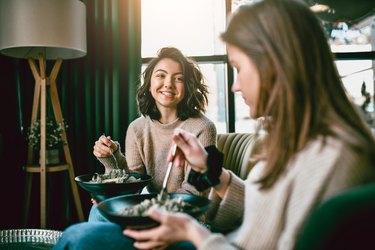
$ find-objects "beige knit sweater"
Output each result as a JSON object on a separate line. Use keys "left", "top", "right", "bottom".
{"left": 98, "top": 114, "right": 217, "bottom": 196}
{"left": 200, "top": 135, "right": 375, "bottom": 250}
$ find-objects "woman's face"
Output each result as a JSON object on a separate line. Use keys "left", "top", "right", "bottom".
{"left": 227, "top": 44, "right": 261, "bottom": 118}
{"left": 150, "top": 58, "right": 185, "bottom": 112}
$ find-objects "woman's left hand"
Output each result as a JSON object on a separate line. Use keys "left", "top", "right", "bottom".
{"left": 123, "top": 208, "right": 209, "bottom": 249}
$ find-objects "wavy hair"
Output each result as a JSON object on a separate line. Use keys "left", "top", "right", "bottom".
{"left": 222, "top": 0, "right": 375, "bottom": 188}
{"left": 137, "top": 47, "right": 209, "bottom": 121}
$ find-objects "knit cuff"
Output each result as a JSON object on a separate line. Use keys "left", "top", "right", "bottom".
{"left": 188, "top": 145, "right": 223, "bottom": 191}
{"left": 98, "top": 141, "right": 122, "bottom": 173}
{"left": 113, "top": 141, "right": 122, "bottom": 156}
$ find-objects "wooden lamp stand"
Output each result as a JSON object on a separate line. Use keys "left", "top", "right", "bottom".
{"left": 23, "top": 54, "right": 84, "bottom": 228}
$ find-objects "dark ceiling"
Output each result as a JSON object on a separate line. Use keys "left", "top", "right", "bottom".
{"left": 303, "top": 0, "right": 375, "bottom": 25}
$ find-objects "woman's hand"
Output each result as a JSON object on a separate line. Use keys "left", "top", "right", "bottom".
{"left": 93, "top": 135, "right": 117, "bottom": 158}
{"left": 171, "top": 129, "right": 232, "bottom": 197}
{"left": 169, "top": 128, "right": 208, "bottom": 173}
{"left": 123, "top": 209, "right": 210, "bottom": 249}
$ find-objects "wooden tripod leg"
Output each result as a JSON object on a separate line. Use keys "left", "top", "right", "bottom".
{"left": 27, "top": 59, "right": 41, "bottom": 162}
{"left": 49, "top": 59, "right": 85, "bottom": 222}
{"left": 39, "top": 55, "right": 47, "bottom": 228}
{"left": 24, "top": 58, "right": 41, "bottom": 227}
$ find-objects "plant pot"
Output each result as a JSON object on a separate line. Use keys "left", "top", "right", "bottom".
{"left": 39, "top": 149, "right": 60, "bottom": 165}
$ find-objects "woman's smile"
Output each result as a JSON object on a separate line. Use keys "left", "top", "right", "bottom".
{"left": 160, "top": 90, "right": 175, "bottom": 97}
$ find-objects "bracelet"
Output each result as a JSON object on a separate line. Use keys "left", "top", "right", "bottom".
{"left": 188, "top": 145, "right": 223, "bottom": 191}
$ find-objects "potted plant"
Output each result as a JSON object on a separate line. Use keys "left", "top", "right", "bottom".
{"left": 27, "top": 117, "right": 68, "bottom": 165}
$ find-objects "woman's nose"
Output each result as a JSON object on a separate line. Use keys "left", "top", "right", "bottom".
{"left": 163, "top": 77, "right": 174, "bottom": 87}
{"left": 231, "top": 80, "right": 240, "bottom": 92}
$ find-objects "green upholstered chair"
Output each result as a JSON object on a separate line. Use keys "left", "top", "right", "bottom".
{"left": 295, "top": 183, "right": 375, "bottom": 250}
{"left": 216, "top": 133, "right": 264, "bottom": 180}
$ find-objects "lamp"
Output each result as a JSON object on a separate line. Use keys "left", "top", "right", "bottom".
{"left": 0, "top": 0, "right": 86, "bottom": 228}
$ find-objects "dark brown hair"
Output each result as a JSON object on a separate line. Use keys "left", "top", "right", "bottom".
{"left": 222, "top": 0, "right": 375, "bottom": 188}
{"left": 137, "top": 47, "right": 209, "bottom": 121}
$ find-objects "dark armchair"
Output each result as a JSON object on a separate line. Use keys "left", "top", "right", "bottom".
{"left": 295, "top": 183, "right": 375, "bottom": 250}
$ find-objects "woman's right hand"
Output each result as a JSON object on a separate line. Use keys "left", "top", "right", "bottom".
{"left": 93, "top": 135, "right": 117, "bottom": 158}
{"left": 169, "top": 128, "right": 208, "bottom": 174}
{"left": 171, "top": 129, "right": 231, "bottom": 197}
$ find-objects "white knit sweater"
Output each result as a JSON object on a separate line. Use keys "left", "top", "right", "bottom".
{"left": 201, "top": 135, "right": 375, "bottom": 250}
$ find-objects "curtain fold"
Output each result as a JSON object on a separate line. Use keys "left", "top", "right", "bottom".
{"left": 0, "top": 0, "right": 141, "bottom": 228}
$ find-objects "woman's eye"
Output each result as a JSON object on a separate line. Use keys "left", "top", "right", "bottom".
{"left": 175, "top": 76, "right": 184, "bottom": 82}
{"left": 156, "top": 73, "right": 165, "bottom": 78}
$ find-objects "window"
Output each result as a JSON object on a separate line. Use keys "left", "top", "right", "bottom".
{"left": 141, "top": 0, "right": 226, "bottom": 57}
{"left": 328, "top": 17, "right": 375, "bottom": 129}
{"left": 141, "top": 0, "right": 375, "bottom": 133}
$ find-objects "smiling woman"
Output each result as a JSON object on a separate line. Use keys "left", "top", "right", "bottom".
{"left": 87, "top": 46, "right": 217, "bottom": 222}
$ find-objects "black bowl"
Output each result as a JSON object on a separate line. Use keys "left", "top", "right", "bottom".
{"left": 75, "top": 173, "right": 152, "bottom": 202}
{"left": 97, "top": 193, "right": 210, "bottom": 229}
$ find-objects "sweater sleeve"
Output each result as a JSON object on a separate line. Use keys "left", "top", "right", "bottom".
{"left": 125, "top": 122, "right": 146, "bottom": 174}
{"left": 194, "top": 172, "right": 245, "bottom": 250}
{"left": 206, "top": 172, "right": 245, "bottom": 231}
{"left": 97, "top": 141, "right": 128, "bottom": 174}
{"left": 196, "top": 118, "right": 217, "bottom": 147}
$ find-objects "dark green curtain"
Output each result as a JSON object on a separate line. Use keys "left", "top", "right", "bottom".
{"left": 60, "top": 0, "right": 141, "bottom": 174}
{"left": 0, "top": 57, "right": 28, "bottom": 229}
{"left": 58, "top": 0, "right": 141, "bottom": 223}
{"left": 0, "top": 0, "right": 141, "bottom": 229}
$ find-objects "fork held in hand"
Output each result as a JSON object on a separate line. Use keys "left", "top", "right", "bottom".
{"left": 103, "top": 133, "right": 119, "bottom": 169}
{"left": 159, "top": 143, "right": 178, "bottom": 201}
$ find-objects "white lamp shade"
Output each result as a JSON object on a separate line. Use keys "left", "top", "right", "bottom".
{"left": 0, "top": 0, "right": 87, "bottom": 60}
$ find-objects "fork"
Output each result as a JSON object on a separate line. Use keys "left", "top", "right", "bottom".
{"left": 103, "top": 133, "right": 119, "bottom": 169}
{"left": 159, "top": 143, "right": 178, "bottom": 201}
